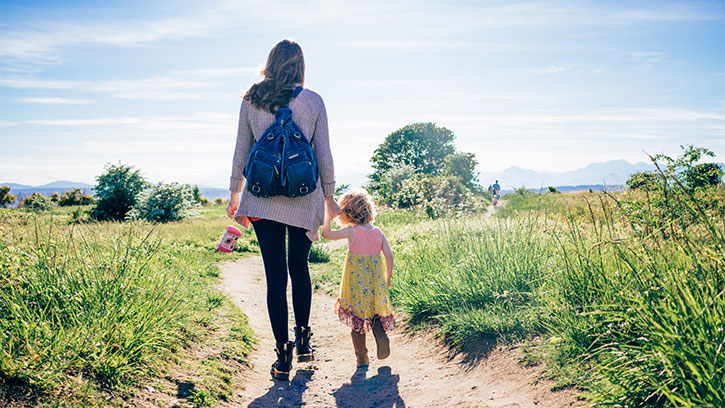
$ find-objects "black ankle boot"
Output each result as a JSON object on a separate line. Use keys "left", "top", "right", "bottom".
{"left": 294, "top": 326, "right": 315, "bottom": 362}
{"left": 271, "top": 341, "right": 294, "bottom": 380}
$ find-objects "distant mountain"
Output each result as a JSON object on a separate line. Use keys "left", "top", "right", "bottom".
{"left": 37, "top": 180, "right": 94, "bottom": 189}
{"left": 480, "top": 160, "right": 656, "bottom": 189}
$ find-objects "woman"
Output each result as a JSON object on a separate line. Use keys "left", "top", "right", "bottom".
{"left": 227, "top": 39, "right": 339, "bottom": 380}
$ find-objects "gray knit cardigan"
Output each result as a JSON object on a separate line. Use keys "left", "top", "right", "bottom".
{"left": 229, "top": 88, "right": 335, "bottom": 241}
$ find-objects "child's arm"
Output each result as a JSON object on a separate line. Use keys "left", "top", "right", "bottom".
{"left": 321, "top": 212, "right": 353, "bottom": 241}
{"left": 381, "top": 233, "right": 394, "bottom": 288}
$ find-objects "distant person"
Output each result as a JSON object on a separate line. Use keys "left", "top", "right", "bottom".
{"left": 322, "top": 189, "right": 396, "bottom": 367}
{"left": 492, "top": 180, "right": 501, "bottom": 207}
{"left": 227, "top": 39, "right": 339, "bottom": 380}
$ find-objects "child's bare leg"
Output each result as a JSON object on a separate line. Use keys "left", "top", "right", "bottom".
{"left": 372, "top": 317, "right": 390, "bottom": 360}
{"left": 350, "top": 330, "right": 369, "bottom": 367}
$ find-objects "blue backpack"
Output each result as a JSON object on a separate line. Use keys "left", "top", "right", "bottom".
{"left": 243, "top": 86, "right": 319, "bottom": 198}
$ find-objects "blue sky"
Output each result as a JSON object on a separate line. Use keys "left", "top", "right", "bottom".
{"left": 1, "top": 0, "right": 723, "bottom": 188}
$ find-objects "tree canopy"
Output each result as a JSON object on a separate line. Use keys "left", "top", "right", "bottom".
{"left": 92, "top": 163, "right": 147, "bottom": 221}
{"left": 369, "top": 122, "right": 456, "bottom": 184}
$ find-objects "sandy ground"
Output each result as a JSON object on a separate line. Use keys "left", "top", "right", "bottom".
{"left": 219, "top": 209, "right": 582, "bottom": 408}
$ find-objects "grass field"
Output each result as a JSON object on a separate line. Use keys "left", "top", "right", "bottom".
{"left": 0, "top": 204, "right": 257, "bottom": 407}
{"left": 3, "top": 181, "right": 723, "bottom": 407}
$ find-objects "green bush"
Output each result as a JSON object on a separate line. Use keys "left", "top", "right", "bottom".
{"left": 547, "top": 186, "right": 560, "bottom": 194}
{"left": 308, "top": 243, "right": 331, "bottom": 263}
{"left": 128, "top": 182, "right": 197, "bottom": 222}
{"left": 0, "top": 186, "right": 15, "bottom": 207}
{"left": 92, "top": 163, "right": 147, "bottom": 221}
{"left": 684, "top": 162, "right": 723, "bottom": 189}
{"left": 59, "top": 188, "right": 95, "bottom": 206}
{"left": 626, "top": 171, "right": 659, "bottom": 191}
{"left": 21, "top": 193, "right": 56, "bottom": 211}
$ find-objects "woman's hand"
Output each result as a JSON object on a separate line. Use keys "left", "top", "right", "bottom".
{"left": 324, "top": 195, "right": 340, "bottom": 218}
{"left": 227, "top": 193, "right": 240, "bottom": 219}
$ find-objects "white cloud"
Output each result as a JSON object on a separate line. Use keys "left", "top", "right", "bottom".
{"left": 15, "top": 97, "right": 95, "bottom": 104}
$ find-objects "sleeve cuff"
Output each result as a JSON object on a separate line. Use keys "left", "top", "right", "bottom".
{"left": 230, "top": 177, "right": 244, "bottom": 193}
{"left": 322, "top": 182, "right": 336, "bottom": 196}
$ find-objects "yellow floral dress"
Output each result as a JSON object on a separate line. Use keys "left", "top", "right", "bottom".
{"left": 334, "top": 225, "right": 395, "bottom": 334}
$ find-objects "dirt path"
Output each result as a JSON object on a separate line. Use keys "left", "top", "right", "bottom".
{"left": 219, "top": 202, "right": 580, "bottom": 408}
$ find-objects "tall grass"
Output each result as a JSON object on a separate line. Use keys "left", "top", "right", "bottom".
{"left": 548, "top": 190, "right": 725, "bottom": 406}
{"left": 0, "top": 204, "right": 257, "bottom": 405}
{"left": 391, "top": 216, "right": 556, "bottom": 344}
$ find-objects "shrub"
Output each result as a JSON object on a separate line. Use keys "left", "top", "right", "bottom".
{"left": 626, "top": 171, "right": 659, "bottom": 191}
{"left": 21, "top": 193, "right": 56, "bottom": 211}
{"left": 92, "top": 163, "right": 147, "bottom": 221}
{"left": 547, "top": 186, "right": 561, "bottom": 194}
{"left": 309, "top": 243, "right": 331, "bottom": 263}
{"left": 199, "top": 197, "right": 211, "bottom": 206}
{"left": 59, "top": 188, "right": 95, "bottom": 206}
{"left": 214, "top": 198, "right": 224, "bottom": 205}
{"left": 684, "top": 162, "right": 723, "bottom": 189}
{"left": 0, "top": 186, "right": 15, "bottom": 207}
{"left": 128, "top": 182, "right": 197, "bottom": 222}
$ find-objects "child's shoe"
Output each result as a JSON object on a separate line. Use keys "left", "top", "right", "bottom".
{"left": 271, "top": 341, "right": 295, "bottom": 380}
{"left": 350, "top": 331, "right": 369, "bottom": 367}
{"left": 294, "top": 326, "right": 315, "bottom": 362}
{"left": 372, "top": 318, "right": 390, "bottom": 360}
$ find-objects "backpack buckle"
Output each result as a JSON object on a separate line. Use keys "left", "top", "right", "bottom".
{"left": 251, "top": 184, "right": 261, "bottom": 193}
{"left": 294, "top": 132, "right": 301, "bottom": 138}
{"left": 299, "top": 186, "right": 309, "bottom": 194}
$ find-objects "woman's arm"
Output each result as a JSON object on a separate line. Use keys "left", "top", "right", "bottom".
{"left": 312, "top": 96, "right": 335, "bottom": 197}
{"left": 227, "top": 100, "right": 253, "bottom": 219}
{"left": 381, "top": 233, "right": 394, "bottom": 288}
{"left": 321, "top": 212, "right": 353, "bottom": 241}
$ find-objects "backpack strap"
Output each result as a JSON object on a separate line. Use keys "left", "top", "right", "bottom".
{"left": 292, "top": 86, "right": 303, "bottom": 98}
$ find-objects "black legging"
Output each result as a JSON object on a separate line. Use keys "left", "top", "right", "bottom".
{"left": 251, "top": 218, "right": 313, "bottom": 344}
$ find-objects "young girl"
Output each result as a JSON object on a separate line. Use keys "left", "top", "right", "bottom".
{"left": 322, "top": 189, "right": 395, "bottom": 367}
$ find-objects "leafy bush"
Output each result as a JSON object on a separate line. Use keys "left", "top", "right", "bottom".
{"left": 625, "top": 171, "right": 659, "bottom": 191}
{"left": 547, "top": 186, "right": 560, "bottom": 194}
{"left": 0, "top": 186, "right": 15, "bottom": 207}
{"left": 59, "top": 188, "right": 95, "bottom": 206}
{"left": 684, "top": 162, "right": 723, "bottom": 189}
{"left": 309, "top": 243, "right": 331, "bottom": 263}
{"left": 214, "top": 198, "right": 224, "bottom": 205}
{"left": 128, "top": 182, "right": 197, "bottom": 222}
{"left": 92, "top": 163, "right": 147, "bottom": 221}
{"left": 21, "top": 193, "right": 56, "bottom": 211}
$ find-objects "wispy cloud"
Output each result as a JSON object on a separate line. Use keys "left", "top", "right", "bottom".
{"left": 15, "top": 97, "right": 95, "bottom": 104}
{"left": 27, "top": 117, "right": 142, "bottom": 126}
{"left": 0, "top": 73, "right": 223, "bottom": 100}
{"left": 529, "top": 64, "right": 576, "bottom": 74}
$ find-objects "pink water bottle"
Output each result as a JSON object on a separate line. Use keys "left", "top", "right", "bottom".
{"left": 217, "top": 226, "right": 242, "bottom": 253}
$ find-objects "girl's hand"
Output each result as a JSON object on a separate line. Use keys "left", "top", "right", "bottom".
{"left": 227, "top": 193, "right": 240, "bottom": 218}
{"left": 325, "top": 195, "right": 341, "bottom": 218}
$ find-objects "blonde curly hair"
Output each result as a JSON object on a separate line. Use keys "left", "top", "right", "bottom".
{"left": 337, "top": 189, "right": 376, "bottom": 226}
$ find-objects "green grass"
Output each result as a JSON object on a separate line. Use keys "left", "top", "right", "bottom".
{"left": 0, "top": 203, "right": 257, "bottom": 406}
{"left": 314, "top": 183, "right": 725, "bottom": 406}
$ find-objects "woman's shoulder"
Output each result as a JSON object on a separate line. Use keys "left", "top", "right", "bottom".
{"left": 298, "top": 88, "right": 325, "bottom": 107}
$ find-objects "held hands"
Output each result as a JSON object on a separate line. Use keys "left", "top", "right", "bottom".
{"left": 324, "top": 195, "right": 341, "bottom": 219}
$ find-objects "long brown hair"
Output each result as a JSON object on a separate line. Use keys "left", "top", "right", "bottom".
{"left": 244, "top": 39, "right": 305, "bottom": 113}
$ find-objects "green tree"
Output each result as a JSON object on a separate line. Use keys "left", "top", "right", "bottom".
{"left": 369, "top": 122, "right": 456, "bottom": 187}
{"left": 0, "top": 186, "right": 16, "bottom": 207}
{"left": 92, "top": 163, "right": 147, "bottom": 221}
{"left": 684, "top": 163, "right": 723, "bottom": 189}
{"left": 444, "top": 152, "right": 479, "bottom": 188}
{"left": 547, "top": 186, "right": 561, "bottom": 194}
